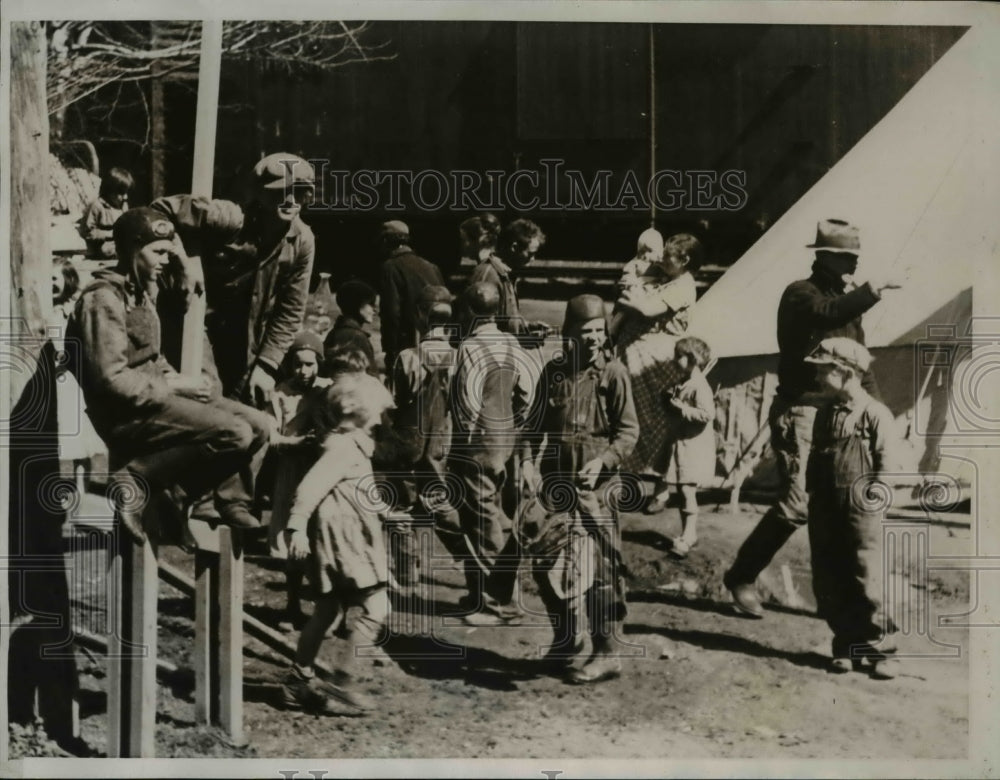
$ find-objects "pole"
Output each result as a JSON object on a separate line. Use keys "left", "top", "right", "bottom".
{"left": 649, "top": 23, "right": 656, "bottom": 226}
{"left": 192, "top": 20, "right": 224, "bottom": 198}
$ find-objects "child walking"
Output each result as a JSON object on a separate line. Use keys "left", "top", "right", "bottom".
{"left": 267, "top": 331, "right": 332, "bottom": 631}
{"left": 281, "top": 372, "right": 396, "bottom": 715}
{"left": 662, "top": 336, "right": 716, "bottom": 558}
{"left": 803, "top": 337, "right": 900, "bottom": 679}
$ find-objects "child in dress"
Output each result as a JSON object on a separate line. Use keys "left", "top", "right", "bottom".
{"left": 281, "top": 372, "right": 396, "bottom": 715}
{"left": 268, "top": 331, "right": 333, "bottom": 630}
{"left": 662, "top": 336, "right": 715, "bottom": 558}
{"left": 803, "top": 337, "right": 900, "bottom": 679}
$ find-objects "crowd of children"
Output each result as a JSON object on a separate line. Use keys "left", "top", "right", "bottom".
{"left": 59, "top": 209, "right": 902, "bottom": 718}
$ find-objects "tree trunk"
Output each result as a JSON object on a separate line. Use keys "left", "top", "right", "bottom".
{"left": 6, "top": 21, "right": 79, "bottom": 756}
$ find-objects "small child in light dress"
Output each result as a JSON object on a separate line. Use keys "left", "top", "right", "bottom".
{"left": 267, "top": 331, "right": 332, "bottom": 630}
{"left": 610, "top": 227, "right": 663, "bottom": 340}
{"left": 281, "top": 372, "right": 396, "bottom": 716}
{"left": 662, "top": 336, "right": 716, "bottom": 558}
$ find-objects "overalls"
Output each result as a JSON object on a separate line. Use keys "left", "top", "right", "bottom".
{"left": 806, "top": 400, "right": 897, "bottom": 660}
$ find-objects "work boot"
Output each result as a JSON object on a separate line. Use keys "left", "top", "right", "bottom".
{"left": 541, "top": 610, "right": 586, "bottom": 671}
{"left": 108, "top": 467, "right": 148, "bottom": 544}
{"left": 728, "top": 583, "right": 765, "bottom": 618}
{"left": 567, "top": 625, "right": 624, "bottom": 685}
{"left": 724, "top": 509, "right": 800, "bottom": 591}
{"left": 280, "top": 667, "right": 364, "bottom": 716}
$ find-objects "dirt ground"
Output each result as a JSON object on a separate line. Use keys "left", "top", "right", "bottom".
{"left": 56, "top": 492, "right": 970, "bottom": 761}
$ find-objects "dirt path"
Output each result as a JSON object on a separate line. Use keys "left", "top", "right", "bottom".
{"left": 61, "top": 499, "right": 970, "bottom": 760}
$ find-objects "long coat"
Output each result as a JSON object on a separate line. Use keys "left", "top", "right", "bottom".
{"left": 153, "top": 194, "right": 315, "bottom": 400}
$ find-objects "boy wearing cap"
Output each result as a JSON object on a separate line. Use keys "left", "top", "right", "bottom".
{"left": 450, "top": 281, "right": 535, "bottom": 625}
{"left": 804, "top": 337, "right": 900, "bottom": 679}
{"left": 723, "top": 219, "right": 902, "bottom": 618}
{"left": 152, "top": 152, "right": 317, "bottom": 406}
{"left": 377, "top": 220, "right": 447, "bottom": 378}
{"left": 521, "top": 294, "right": 639, "bottom": 683}
{"left": 67, "top": 208, "right": 270, "bottom": 542}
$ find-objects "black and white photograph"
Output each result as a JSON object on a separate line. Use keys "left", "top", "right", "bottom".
{"left": 2, "top": 1, "right": 999, "bottom": 776}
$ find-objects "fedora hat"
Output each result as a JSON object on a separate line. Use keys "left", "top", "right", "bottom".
{"left": 806, "top": 219, "right": 860, "bottom": 254}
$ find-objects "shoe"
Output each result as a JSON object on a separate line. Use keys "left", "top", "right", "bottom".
{"left": 729, "top": 583, "right": 764, "bottom": 618}
{"left": 280, "top": 669, "right": 365, "bottom": 716}
{"left": 541, "top": 639, "right": 586, "bottom": 672}
{"left": 869, "top": 657, "right": 902, "bottom": 680}
{"left": 462, "top": 605, "right": 524, "bottom": 627}
{"left": 109, "top": 469, "right": 148, "bottom": 544}
{"left": 669, "top": 536, "right": 698, "bottom": 559}
{"left": 216, "top": 506, "right": 262, "bottom": 530}
{"left": 567, "top": 654, "right": 622, "bottom": 685}
{"left": 319, "top": 680, "right": 375, "bottom": 712}
{"left": 644, "top": 495, "right": 669, "bottom": 515}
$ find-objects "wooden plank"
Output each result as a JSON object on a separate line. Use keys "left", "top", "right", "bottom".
{"left": 192, "top": 549, "right": 216, "bottom": 725}
{"left": 104, "top": 531, "right": 125, "bottom": 758}
{"left": 124, "top": 535, "right": 159, "bottom": 757}
{"left": 186, "top": 517, "right": 221, "bottom": 554}
{"left": 217, "top": 528, "right": 246, "bottom": 745}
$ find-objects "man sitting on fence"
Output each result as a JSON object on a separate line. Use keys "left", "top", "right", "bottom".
{"left": 67, "top": 208, "right": 271, "bottom": 543}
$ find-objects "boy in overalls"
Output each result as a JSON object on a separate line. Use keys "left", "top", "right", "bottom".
{"left": 522, "top": 294, "right": 639, "bottom": 683}
{"left": 804, "top": 337, "right": 900, "bottom": 679}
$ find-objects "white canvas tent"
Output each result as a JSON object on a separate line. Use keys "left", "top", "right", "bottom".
{"left": 688, "top": 24, "right": 999, "bottom": 495}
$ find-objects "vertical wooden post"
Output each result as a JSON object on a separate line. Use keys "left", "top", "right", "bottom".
{"left": 106, "top": 529, "right": 158, "bottom": 757}
{"left": 186, "top": 19, "right": 246, "bottom": 746}
{"left": 192, "top": 549, "right": 217, "bottom": 725}
{"left": 217, "top": 528, "right": 245, "bottom": 744}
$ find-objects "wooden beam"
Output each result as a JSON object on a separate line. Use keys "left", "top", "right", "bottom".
{"left": 217, "top": 528, "right": 245, "bottom": 745}
{"left": 106, "top": 530, "right": 159, "bottom": 758}
{"left": 192, "top": 20, "right": 224, "bottom": 198}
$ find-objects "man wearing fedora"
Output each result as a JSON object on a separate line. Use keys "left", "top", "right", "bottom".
{"left": 152, "top": 152, "right": 317, "bottom": 524}
{"left": 722, "top": 219, "right": 901, "bottom": 617}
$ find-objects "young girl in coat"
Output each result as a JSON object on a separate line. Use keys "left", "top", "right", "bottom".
{"left": 662, "top": 336, "right": 716, "bottom": 558}
{"left": 267, "top": 331, "right": 333, "bottom": 630}
{"left": 281, "top": 372, "right": 396, "bottom": 715}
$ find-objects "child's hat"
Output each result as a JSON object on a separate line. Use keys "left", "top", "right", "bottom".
{"left": 804, "top": 337, "right": 872, "bottom": 373}
{"left": 113, "top": 207, "right": 176, "bottom": 249}
{"left": 290, "top": 330, "right": 324, "bottom": 359}
{"left": 562, "top": 294, "right": 607, "bottom": 338}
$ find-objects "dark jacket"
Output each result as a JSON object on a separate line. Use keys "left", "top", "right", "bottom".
{"left": 152, "top": 194, "right": 315, "bottom": 398}
{"left": 525, "top": 351, "right": 640, "bottom": 479}
{"left": 324, "top": 315, "right": 376, "bottom": 369}
{"left": 776, "top": 266, "right": 881, "bottom": 402}
{"left": 467, "top": 255, "right": 525, "bottom": 336}
{"left": 67, "top": 270, "right": 176, "bottom": 436}
{"left": 379, "top": 246, "right": 446, "bottom": 367}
